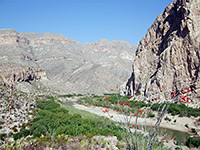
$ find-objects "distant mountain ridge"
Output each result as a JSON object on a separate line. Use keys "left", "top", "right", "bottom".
{"left": 0, "top": 29, "right": 137, "bottom": 94}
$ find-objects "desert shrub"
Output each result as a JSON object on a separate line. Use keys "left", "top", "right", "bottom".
{"left": 129, "top": 101, "right": 149, "bottom": 108}
{"left": 77, "top": 99, "right": 83, "bottom": 104}
{"left": 0, "top": 133, "right": 6, "bottom": 141}
{"left": 13, "top": 129, "right": 30, "bottom": 140}
{"left": 92, "top": 95, "right": 102, "bottom": 98}
{"left": 59, "top": 94, "right": 74, "bottom": 98}
{"left": 37, "top": 100, "right": 59, "bottom": 110}
{"left": 59, "top": 94, "right": 83, "bottom": 98}
{"left": 13, "top": 100, "right": 121, "bottom": 140}
{"left": 79, "top": 94, "right": 149, "bottom": 112}
{"left": 185, "top": 137, "right": 200, "bottom": 148}
{"left": 164, "top": 116, "right": 171, "bottom": 121}
{"left": 45, "top": 96, "right": 55, "bottom": 100}
{"left": 148, "top": 111, "right": 155, "bottom": 118}
{"left": 151, "top": 103, "right": 160, "bottom": 111}
{"left": 151, "top": 103, "right": 200, "bottom": 117}
{"left": 175, "top": 147, "right": 182, "bottom": 150}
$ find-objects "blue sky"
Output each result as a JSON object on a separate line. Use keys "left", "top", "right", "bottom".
{"left": 0, "top": 0, "right": 174, "bottom": 45}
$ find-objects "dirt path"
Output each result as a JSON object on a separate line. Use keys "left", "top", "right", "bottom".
{"left": 72, "top": 103, "right": 197, "bottom": 134}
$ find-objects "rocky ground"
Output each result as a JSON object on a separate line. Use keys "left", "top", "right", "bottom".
{"left": 0, "top": 82, "right": 36, "bottom": 134}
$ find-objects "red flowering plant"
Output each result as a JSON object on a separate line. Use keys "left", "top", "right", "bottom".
{"left": 102, "top": 81, "right": 193, "bottom": 150}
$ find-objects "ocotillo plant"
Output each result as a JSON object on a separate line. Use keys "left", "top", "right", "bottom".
{"left": 102, "top": 83, "right": 192, "bottom": 150}
{"left": 6, "top": 82, "right": 14, "bottom": 150}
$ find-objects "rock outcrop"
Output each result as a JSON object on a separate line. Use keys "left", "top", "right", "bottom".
{"left": 126, "top": 0, "right": 200, "bottom": 106}
{"left": 0, "top": 67, "right": 47, "bottom": 84}
{"left": 0, "top": 29, "right": 136, "bottom": 94}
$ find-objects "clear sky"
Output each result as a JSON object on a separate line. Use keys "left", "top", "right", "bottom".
{"left": 0, "top": 0, "right": 174, "bottom": 45}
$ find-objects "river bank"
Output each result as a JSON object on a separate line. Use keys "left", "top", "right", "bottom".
{"left": 72, "top": 103, "right": 198, "bottom": 135}
{"left": 60, "top": 97, "right": 200, "bottom": 149}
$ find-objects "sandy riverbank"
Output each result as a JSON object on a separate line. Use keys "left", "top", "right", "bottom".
{"left": 71, "top": 103, "right": 199, "bottom": 150}
{"left": 72, "top": 103, "right": 198, "bottom": 132}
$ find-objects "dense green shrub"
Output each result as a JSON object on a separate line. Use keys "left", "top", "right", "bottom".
{"left": 151, "top": 103, "right": 200, "bottom": 117}
{"left": 164, "top": 116, "right": 171, "bottom": 121}
{"left": 59, "top": 94, "right": 74, "bottom": 98}
{"left": 59, "top": 94, "right": 83, "bottom": 98}
{"left": 14, "top": 100, "right": 121, "bottom": 140}
{"left": 148, "top": 111, "right": 155, "bottom": 118}
{"left": 13, "top": 129, "right": 30, "bottom": 140}
{"left": 175, "top": 147, "right": 182, "bottom": 150}
{"left": 78, "top": 94, "right": 149, "bottom": 111}
{"left": 129, "top": 101, "right": 149, "bottom": 108}
{"left": 37, "top": 100, "right": 60, "bottom": 110}
{"left": 185, "top": 137, "right": 200, "bottom": 148}
{"left": 0, "top": 133, "right": 6, "bottom": 141}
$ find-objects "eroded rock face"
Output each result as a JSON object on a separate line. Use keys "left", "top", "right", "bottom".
{"left": 0, "top": 29, "right": 136, "bottom": 94}
{"left": 126, "top": 0, "right": 200, "bottom": 106}
{"left": 0, "top": 67, "right": 47, "bottom": 84}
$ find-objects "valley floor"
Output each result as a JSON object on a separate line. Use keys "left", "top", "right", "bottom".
{"left": 62, "top": 97, "right": 200, "bottom": 150}
{"left": 72, "top": 103, "right": 196, "bottom": 134}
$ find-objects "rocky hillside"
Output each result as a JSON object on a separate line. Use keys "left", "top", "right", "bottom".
{"left": 125, "top": 0, "right": 200, "bottom": 107}
{"left": 0, "top": 81, "right": 36, "bottom": 134}
{"left": 0, "top": 29, "right": 136, "bottom": 94}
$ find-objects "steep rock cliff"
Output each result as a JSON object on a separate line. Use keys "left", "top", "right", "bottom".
{"left": 126, "top": 0, "right": 200, "bottom": 106}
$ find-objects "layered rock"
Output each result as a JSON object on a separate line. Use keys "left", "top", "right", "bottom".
{"left": 126, "top": 0, "right": 200, "bottom": 106}
{"left": 0, "top": 29, "right": 136, "bottom": 94}
{"left": 0, "top": 67, "right": 47, "bottom": 84}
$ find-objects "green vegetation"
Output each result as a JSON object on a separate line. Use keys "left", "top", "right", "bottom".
{"left": 148, "top": 111, "right": 155, "bottom": 118}
{"left": 175, "top": 147, "right": 182, "bottom": 150}
{"left": 78, "top": 94, "right": 200, "bottom": 118}
{"left": 7, "top": 96, "right": 169, "bottom": 149}
{"left": 164, "top": 116, "right": 171, "bottom": 122}
{"left": 2, "top": 90, "right": 197, "bottom": 149}
{"left": 0, "top": 133, "right": 6, "bottom": 141}
{"left": 13, "top": 100, "right": 122, "bottom": 140}
{"left": 59, "top": 93, "right": 83, "bottom": 98}
{"left": 151, "top": 103, "right": 200, "bottom": 117}
{"left": 185, "top": 137, "right": 200, "bottom": 148}
{"left": 77, "top": 94, "right": 149, "bottom": 114}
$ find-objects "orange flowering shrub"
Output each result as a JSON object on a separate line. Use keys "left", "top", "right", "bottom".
{"left": 100, "top": 83, "right": 192, "bottom": 150}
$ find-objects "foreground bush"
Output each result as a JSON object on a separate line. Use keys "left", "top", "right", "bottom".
{"left": 185, "top": 137, "right": 200, "bottom": 148}
{"left": 13, "top": 100, "right": 121, "bottom": 141}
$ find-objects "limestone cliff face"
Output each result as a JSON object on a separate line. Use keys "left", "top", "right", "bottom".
{"left": 0, "top": 67, "right": 47, "bottom": 84}
{"left": 126, "top": 0, "right": 200, "bottom": 106}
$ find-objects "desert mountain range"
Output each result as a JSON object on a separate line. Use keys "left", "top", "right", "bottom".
{"left": 0, "top": 0, "right": 199, "bottom": 107}
{"left": 0, "top": 29, "right": 136, "bottom": 94}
